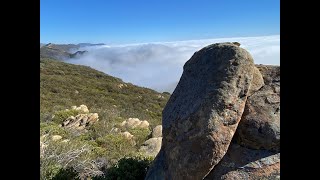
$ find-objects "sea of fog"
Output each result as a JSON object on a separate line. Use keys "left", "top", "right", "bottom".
{"left": 66, "top": 35, "right": 280, "bottom": 93}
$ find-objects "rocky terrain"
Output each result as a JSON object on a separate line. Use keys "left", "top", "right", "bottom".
{"left": 40, "top": 57, "right": 170, "bottom": 179}
{"left": 60, "top": 105, "right": 99, "bottom": 131}
{"left": 139, "top": 125, "right": 163, "bottom": 157}
{"left": 40, "top": 103, "right": 164, "bottom": 179}
{"left": 146, "top": 42, "right": 280, "bottom": 180}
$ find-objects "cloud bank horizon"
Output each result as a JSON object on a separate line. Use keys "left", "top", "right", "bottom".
{"left": 65, "top": 35, "right": 280, "bottom": 93}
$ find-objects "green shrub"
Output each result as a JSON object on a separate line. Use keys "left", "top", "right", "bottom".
{"left": 52, "top": 109, "right": 81, "bottom": 124}
{"left": 94, "top": 156, "right": 153, "bottom": 180}
{"left": 52, "top": 167, "right": 79, "bottom": 180}
{"left": 74, "top": 132, "right": 93, "bottom": 141}
{"left": 40, "top": 122, "right": 68, "bottom": 137}
{"left": 40, "top": 162, "right": 62, "bottom": 180}
{"left": 128, "top": 128, "right": 151, "bottom": 147}
{"left": 40, "top": 138, "right": 105, "bottom": 180}
{"left": 89, "top": 117, "right": 124, "bottom": 139}
{"left": 91, "top": 146, "right": 108, "bottom": 157}
{"left": 162, "top": 92, "right": 171, "bottom": 95}
{"left": 40, "top": 162, "right": 80, "bottom": 180}
{"left": 96, "top": 134, "right": 136, "bottom": 162}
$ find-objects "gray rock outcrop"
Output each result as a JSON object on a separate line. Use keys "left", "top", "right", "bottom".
{"left": 146, "top": 43, "right": 256, "bottom": 180}
{"left": 62, "top": 113, "right": 99, "bottom": 130}
{"left": 145, "top": 43, "right": 280, "bottom": 180}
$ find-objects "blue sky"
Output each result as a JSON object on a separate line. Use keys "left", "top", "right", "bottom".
{"left": 40, "top": 0, "right": 279, "bottom": 44}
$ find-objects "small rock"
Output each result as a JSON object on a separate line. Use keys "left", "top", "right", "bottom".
{"left": 40, "top": 134, "right": 48, "bottom": 141}
{"left": 157, "top": 94, "right": 164, "bottom": 99}
{"left": 120, "top": 120, "right": 127, "bottom": 127}
{"left": 88, "top": 113, "right": 99, "bottom": 121}
{"left": 61, "top": 139, "right": 70, "bottom": 143}
{"left": 139, "top": 120, "right": 150, "bottom": 128}
{"left": 76, "top": 126, "right": 86, "bottom": 130}
{"left": 80, "top": 116, "right": 88, "bottom": 125}
{"left": 248, "top": 67, "right": 265, "bottom": 96}
{"left": 79, "top": 105, "right": 89, "bottom": 113}
{"left": 126, "top": 118, "right": 141, "bottom": 128}
{"left": 118, "top": 84, "right": 125, "bottom": 89}
{"left": 120, "top": 118, "right": 150, "bottom": 129}
{"left": 51, "top": 135, "right": 62, "bottom": 141}
{"left": 152, "top": 125, "right": 162, "bottom": 138}
{"left": 70, "top": 105, "right": 89, "bottom": 113}
{"left": 110, "top": 127, "right": 120, "bottom": 133}
{"left": 139, "top": 137, "right": 162, "bottom": 157}
{"left": 121, "top": 131, "right": 134, "bottom": 139}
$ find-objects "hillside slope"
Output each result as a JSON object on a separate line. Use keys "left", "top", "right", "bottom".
{"left": 40, "top": 58, "right": 170, "bottom": 127}
{"left": 40, "top": 58, "right": 171, "bottom": 179}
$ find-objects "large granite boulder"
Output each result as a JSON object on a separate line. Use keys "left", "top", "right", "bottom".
{"left": 202, "top": 65, "right": 280, "bottom": 179}
{"left": 235, "top": 65, "right": 280, "bottom": 152}
{"left": 146, "top": 42, "right": 256, "bottom": 180}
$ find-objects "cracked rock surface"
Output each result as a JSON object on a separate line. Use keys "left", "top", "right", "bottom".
{"left": 146, "top": 43, "right": 256, "bottom": 180}
{"left": 145, "top": 43, "right": 280, "bottom": 180}
{"left": 235, "top": 65, "right": 280, "bottom": 152}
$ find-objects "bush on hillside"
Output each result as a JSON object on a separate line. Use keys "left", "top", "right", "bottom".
{"left": 89, "top": 117, "right": 124, "bottom": 139}
{"left": 52, "top": 109, "right": 81, "bottom": 124}
{"left": 94, "top": 156, "right": 154, "bottom": 180}
{"left": 96, "top": 134, "right": 136, "bottom": 163}
{"left": 40, "top": 122, "right": 68, "bottom": 137}
{"left": 40, "top": 137, "right": 106, "bottom": 180}
{"left": 128, "top": 128, "right": 151, "bottom": 147}
{"left": 52, "top": 167, "right": 79, "bottom": 180}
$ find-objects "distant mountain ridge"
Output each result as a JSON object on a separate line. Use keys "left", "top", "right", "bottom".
{"left": 40, "top": 42, "right": 105, "bottom": 49}
{"left": 40, "top": 42, "right": 104, "bottom": 60}
{"left": 78, "top": 43, "right": 106, "bottom": 47}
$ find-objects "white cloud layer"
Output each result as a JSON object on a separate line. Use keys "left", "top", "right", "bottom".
{"left": 66, "top": 35, "right": 279, "bottom": 93}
